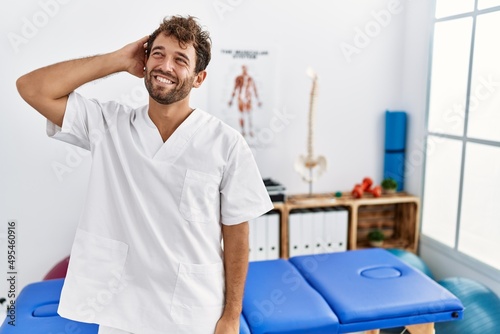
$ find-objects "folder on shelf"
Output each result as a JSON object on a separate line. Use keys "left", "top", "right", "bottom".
{"left": 333, "top": 207, "right": 348, "bottom": 252}
{"left": 289, "top": 209, "right": 303, "bottom": 258}
{"left": 248, "top": 218, "right": 256, "bottom": 261}
{"left": 266, "top": 211, "right": 280, "bottom": 260}
{"left": 312, "top": 208, "right": 327, "bottom": 255}
{"left": 256, "top": 214, "right": 269, "bottom": 261}
{"left": 323, "top": 207, "right": 336, "bottom": 253}
{"left": 301, "top": 209, "right": 315, "bottom": 256}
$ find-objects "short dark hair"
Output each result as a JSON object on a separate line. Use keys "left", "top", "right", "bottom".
{"left": 147, "top": 15, "right": 212, "bottom": 73}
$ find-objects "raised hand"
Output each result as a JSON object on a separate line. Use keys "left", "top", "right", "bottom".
{"left": 115, "top": 35, "right": 149, "bottom": 78}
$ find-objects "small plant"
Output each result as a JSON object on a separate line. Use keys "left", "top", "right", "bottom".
{"left": 368, "top": 229, "right": 385, "bottom": 242}
{"left": 381, "top": 178, "right": 398, "bottom": 193}
{"left": 368, "top": 229, "right": 385, "bottom": 247}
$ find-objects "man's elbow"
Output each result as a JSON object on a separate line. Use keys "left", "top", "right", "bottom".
{"left": 16, "top": 74, "right": 37, "bottom": 103}
{"left": 16, "top": 74, "right": 66, "bottom": 127}
{"left": 16, "top": 74, "right": 42, "bottom": 115}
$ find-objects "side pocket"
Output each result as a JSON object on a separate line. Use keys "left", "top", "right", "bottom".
{"left": 170, "top": 262, "right": 225, "bottom": 325}
{"left": 68, "top": 228, "right": 129, "bottom": 283}
{"left": 179, "top": 169, "right": 222, "bottom": 223}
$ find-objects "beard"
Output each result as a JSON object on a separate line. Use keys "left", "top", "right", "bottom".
{"left": 145, "top": 68, "right": 195, "bottom": 105}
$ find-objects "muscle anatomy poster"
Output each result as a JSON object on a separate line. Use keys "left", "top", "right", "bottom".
{"left": 209, "top": 47, "right": 277, "bottom": 149}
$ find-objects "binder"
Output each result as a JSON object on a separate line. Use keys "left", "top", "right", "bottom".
{"left": 323, "top": 207, "right": 337, "bottom": 253}
{"left": 301, "top": 209, "right": 315, "bottom": 255}
{"left": 312, "top": 208, "right": 327, "bottom": 255}
{"left": 248, "top": 218, "right": 256, "bottom": 261}
{"left": 254, "top": 215, "right": 267, "bottom": 261}
{"left": 334, "top": 207, "right": 348, "bottom": 252}
{"left": 288, "top": 210, "right": 303, "bottom": 257}
{"left": 266, "top": 212, "right": 280, "bottom": 260}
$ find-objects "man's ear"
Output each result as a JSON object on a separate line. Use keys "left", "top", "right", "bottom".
{"left": 192, "top": 70, "right": 207, "bottom": 88}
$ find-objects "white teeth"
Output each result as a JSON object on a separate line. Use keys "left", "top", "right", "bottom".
{"left": 156, "top": 76, "right": 173, "bottom": 84}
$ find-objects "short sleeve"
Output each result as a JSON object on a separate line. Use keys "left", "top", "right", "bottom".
{"left": 46, "top": 91, "right": 108, "bottom": 151}
{"left": 220, "top": 135, "right": 274, "bottom": 225}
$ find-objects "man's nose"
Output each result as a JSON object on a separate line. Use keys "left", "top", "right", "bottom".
{"left": 159, "top": 57, "right": 175, "bottom": 72}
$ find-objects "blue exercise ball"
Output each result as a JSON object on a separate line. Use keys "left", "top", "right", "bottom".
{"left": 436, "top": 277, "right": 500, "bottom": 334}
{"left": 386, "top": 248, "right": 434, "bottom": 279}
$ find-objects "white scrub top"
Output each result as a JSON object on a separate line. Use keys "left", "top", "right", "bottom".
{"left": 47, "top": 92, "right": 274, "bottom": 334}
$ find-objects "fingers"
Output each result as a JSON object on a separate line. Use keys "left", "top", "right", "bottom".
{"left": 138, "top": 35, "right": 150, "bottom": 44}
{"left": 140, "top": 35, "right": 149, "bottom": 47}
{"left": 139, "top": 35, "right": 150, "bottom": 58}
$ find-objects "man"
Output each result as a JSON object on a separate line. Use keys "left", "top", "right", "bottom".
{"left": 16, "top": 16, "right": 273, "bottom": 334}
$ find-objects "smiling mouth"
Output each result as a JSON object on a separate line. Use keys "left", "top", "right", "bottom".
{"left": 154, "top": 75, "right": 176, "bottom": 85}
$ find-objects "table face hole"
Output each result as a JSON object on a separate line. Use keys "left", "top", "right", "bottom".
{"left": 360, "top": 266, "right": 402, "bottom": 279}
{"left": 32, "top": 303, "right": 59, "bottom": 317}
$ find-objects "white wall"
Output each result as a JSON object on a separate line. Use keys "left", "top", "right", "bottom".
{"left": 6, "top": 0, "right": 487, "bottom": 296}
{"left": 400, "top": 0, "right": 434, "bottom": 196}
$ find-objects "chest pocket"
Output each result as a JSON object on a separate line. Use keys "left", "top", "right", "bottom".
{"left": 179, "top": 169, "right": 222, "bottom": 224}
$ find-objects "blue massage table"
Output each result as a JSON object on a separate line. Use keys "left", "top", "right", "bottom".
{"left": 1, "top": 249, "right": 463, "bottom": 333}
{"left": 244, "top": 249, "right": 464, "bottom": 334}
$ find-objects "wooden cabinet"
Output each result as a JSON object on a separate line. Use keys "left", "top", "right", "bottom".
{"left": 273, "top": 192, "right": 420, "bottom": 258}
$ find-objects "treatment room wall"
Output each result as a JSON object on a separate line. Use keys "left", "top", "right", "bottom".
{"left": 0, "top": 0, "right": 432, "bottom": 291}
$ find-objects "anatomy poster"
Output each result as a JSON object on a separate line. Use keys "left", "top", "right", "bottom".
{"left": 209, "top": 47, "right": 276, "bottom": 149}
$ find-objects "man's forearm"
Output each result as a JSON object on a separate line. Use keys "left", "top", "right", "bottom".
{"left": 23, "top": 54, "right": 124, "bottom": 99}
{"left": 16, "top": 52, "right": 125, "bottom": 126}
{"left": 221, "top": 222, "right": 249, "bottom": 320}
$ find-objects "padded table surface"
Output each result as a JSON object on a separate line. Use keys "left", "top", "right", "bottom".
{"left": 0, "top": 278, "right": 98, "bottom": 334}
{"left": 240, "top": 314, "right": 251, "bottom": 334}
{"left": 243, "top": 259, "right": 339, "bottom": 334}
{"left": 289, "top": 249, "right": 464, "bottom": 333}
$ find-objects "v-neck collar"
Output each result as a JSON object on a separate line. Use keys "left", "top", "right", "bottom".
{"left": 149, "top": 108, "right": 210, "bottom": 162}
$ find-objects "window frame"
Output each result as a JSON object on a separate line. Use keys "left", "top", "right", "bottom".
{"left": 421, "top": 0, "right": 500, "bottom": 281}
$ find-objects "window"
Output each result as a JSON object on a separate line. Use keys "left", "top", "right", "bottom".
{"left": 422, "top": 0, "right": 500, "bottom": 273}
